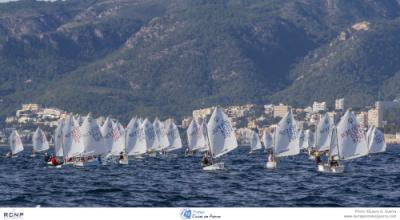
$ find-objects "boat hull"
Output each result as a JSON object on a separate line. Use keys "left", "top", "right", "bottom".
{"left": 203, "top": 162, "right": 224, "bottom": 171}
{"left": 266, "top": 161, "right": 277, "bottom": 169}
{"left": 118, "top": 159, "right": 129, "bottom": 165}
{"left": 317, "top": 164, "right": 344, "bottom": 173}
{"left": 74, "top": 160, "right": 100, "bottom": 167}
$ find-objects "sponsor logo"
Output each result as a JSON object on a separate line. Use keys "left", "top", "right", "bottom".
{"left": 3, "top": 209, "right": 23, "bottom": 219}
{"left": 180, "top": 209, "right": 221, "bottom": 219}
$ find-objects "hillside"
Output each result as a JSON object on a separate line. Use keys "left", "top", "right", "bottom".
{"left": 1, "top": 0, "right": 400, "bottom": 122}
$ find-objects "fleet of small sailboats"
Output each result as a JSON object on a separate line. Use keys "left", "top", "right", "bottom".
{"left": 3, "top": 107, "right": 390, "bottom": 173}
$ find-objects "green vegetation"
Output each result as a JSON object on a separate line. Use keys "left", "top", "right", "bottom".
{"left": 1, "top": 0, "right": 400, "bottom": 123}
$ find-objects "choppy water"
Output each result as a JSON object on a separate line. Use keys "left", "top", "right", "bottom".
{"left": 0, "top": 145, "right": 399, "bottom": 207}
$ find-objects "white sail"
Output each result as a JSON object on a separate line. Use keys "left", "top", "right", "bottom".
{"left": 9, "top": 130, "right": 24, "bottom": 155}
{"left": 152, "top": 118, "right": 162, "bottom": 151}
{"left": 54, "top": 119, "right": 64, "bottom": 157}
{"left": 298, "top": 129, "right": 306, "bottom": 149}
{"left": 187, "top": 119, "right": 198, "bottom": 151}
{"left": 207, "top": 107, "right": 238, "bottom": 158}
{"left": 274, "top": 110, "right": 300, "bottom": 157}
{"left": 165, "top": 122, "right": 182, "bottom": 152}
{"left": 187, "top": 119, "right": 207, "bottom": 151}
{"left": 32, "top": 127, "right": 49, "bottom": 152}
{"left": 337, "top": 110, "right": 369, "bottom": 160}
{"left": 366, "top": 126, "right": 374, "bottom": 144}
{"left": 329, "top": 127, "right": 338, "bottom": 156}
{"left": 368, "top": 127, "right": 386, "bottom": 154}
{"left": 250, "top": 131, "right": 262, "bottom": 151}
{"left": 300, "top": 129, "right": 314, "bottom": 149}
{"left": 109, "top": 121, "right": 126, "bottom": 155}
{"left": 62, "top": 115, "right": 84, "bottom": 158}
{"left": 306, "top": 130, "right": 314, "bottom": 149}
{"left": 142, "top": 118, "right": 155, "bottom": 152}
{"left": 126, "top": 118, "right": 146, "bottom": 155}
{"left": 262, "top": 130, "right": 273, "bottom": 149}
{"left": 199, "top": 121, "right": 209, "bottom": 152}
{"left": 80, "top": 113, "right": 107, "bottom": 156}
{"left": 159, "top": 120, "right": 171, "bottom": 150}
{"left": 315, "top": 114, "right": 333, "bottom": 152}
{"left": 73, "top": 115, "right": 81, "bottom": 126}
{"left": 100, "top": 117, "right": 113, "bottom": 152}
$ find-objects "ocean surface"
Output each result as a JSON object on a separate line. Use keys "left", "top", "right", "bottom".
{"left": 0, "top": 145, "right": 399, "bottom": 207}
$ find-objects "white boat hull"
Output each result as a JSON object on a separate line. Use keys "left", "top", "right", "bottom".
{"left": 266, "top": 161, "right": 277, "bottom": 169}
{"left": 118, "top": 159, "right": 129, "bottom": 165}
{"left": 74, "top": 160, "right": 100, "bottom": 167}
{"left": 317, "top": 164, "right": 344, "bottom": 173}
{"left": 203, "top": 162, "right": 224, "bottom": 171}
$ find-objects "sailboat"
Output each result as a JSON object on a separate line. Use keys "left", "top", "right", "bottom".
{"left": 186, "top": 119, "right": 207, "bottom": 156}
{"left": 266, "top": 110, "right": 300, "bottom": 169}
{"left": 75, "top": 113, "right": 107, "bottom": 167}
{"left": 164, "top": 121, "right": 182, "bottom": 154}
{"left": 317, "top": 110, "right": 369, "bottom": 173}
{"left": 317, "top": 126, "right": 344, "bottom": 173}
{"left": 140, "top": 118, "right": 156, "bottom": 157}
{"left": 62, "top": 114, "right": 84, "bottom": 165}
{"left": 203, "top": 107, "right": 238, "bottom": 171}
{"left": 151, "top": 118, "right": 163, "bottom": 153}
{"left": 126, "top": 117, "right": 146, "bottom": 158}
{"left": 367, "top": 126, "right": 386, "bottom": 154}
{"left": 32, "top": 127, "right": 50, "bottom": 157}
{"left": 54, "top": 119, "right": 64, "bottom": 158}
{"left": 314, "top": 114, "right": 333, "bottom": 154}
{"left": 8, "top": 130, "right": 24, "bottom": 157}
{"left": 249, "top": 130, "right": 262, "bottom": 153}
{"left": 100, "top": 116, "right": 113, "bottom": 154}
{"left": 110, "top": 121, "right": 128, "bottom": 164}
{"left": 262, "top": 130, "right": 273, "bottom": 151}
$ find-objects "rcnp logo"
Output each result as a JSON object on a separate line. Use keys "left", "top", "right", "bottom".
{"left": 3, "top": 210, "right": 23, "bottom": 220}
{"left": 180, "top": 209, "right": 192, "bottom": 219}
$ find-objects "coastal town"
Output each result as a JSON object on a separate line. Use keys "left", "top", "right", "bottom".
{"left": 1, "top": 98, "right": 400, "bottom": 146}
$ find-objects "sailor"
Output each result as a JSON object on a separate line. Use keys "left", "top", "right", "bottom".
{"left": 44, "top": 152, "right": 50, "bottom": 162}
{"left": 50, "top": 155, "right": 59, "bottom": 166}
{"left": 315, "top": 152, "right": 322, "bottom": 165}
{"left": 119, "top": 152, "right": 124, "bottom": 161}
{"left": 267, "top": 150, "right": 274, "bottom": 162}
{"left": 185, "top": 147, "right": 190, "bottom": 156}
{"left": 5, "top": 151, "right": 11, "bottom": 158}
{"left": 202, "top": 152, "right": 212, "bottom": 166}
{"left": 330, "top": 156, "right": 338, "bottom": 168}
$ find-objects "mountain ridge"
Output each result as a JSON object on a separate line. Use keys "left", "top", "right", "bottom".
{"left": 1, "top": 0, "right": 400, "bottom": 121}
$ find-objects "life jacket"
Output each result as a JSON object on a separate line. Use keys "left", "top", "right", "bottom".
{"left": 51, "top": 157, "right": 58, "bottom": 166}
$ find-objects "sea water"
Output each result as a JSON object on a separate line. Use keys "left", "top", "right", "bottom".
{"left": 0, "top": 146, "right": 399, "bottom": 207}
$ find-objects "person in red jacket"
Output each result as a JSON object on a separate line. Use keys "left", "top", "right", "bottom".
{"left": 51, "top": 156, "right": 58, "bottom": 166}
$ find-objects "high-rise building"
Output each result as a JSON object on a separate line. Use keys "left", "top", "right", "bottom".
{"left": 335, "top": 98, "right": 346, "bottom": 111}
{"left": 312, "top": 101, "right": 327, "bottom": 113}
{"left": 368, "top": 108, "right": 383, "bottom": 128}
{"left": 273, "top": 104, "right": 289, "bottom": 118}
